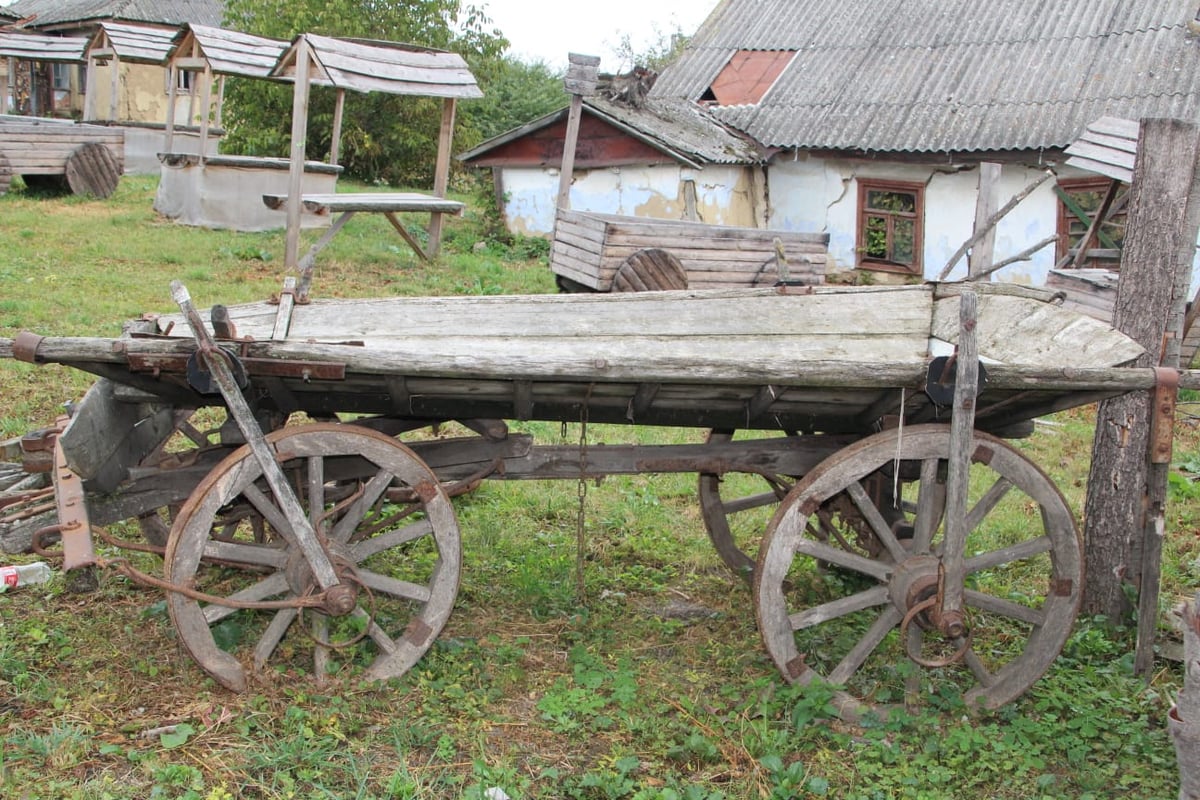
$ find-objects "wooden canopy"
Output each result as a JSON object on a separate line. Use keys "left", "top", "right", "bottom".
{"left": 0, "top": 31, "right": 88, "bottom": 62}
{"left": 89, "top": 21, "right": 176, "bottom": 65}
{"left": 161, "top": 24, "right": 289, "bottom": 154}
{"left": 270, "top": 33, "right": 482, "bottom": 272}
{"left": 83, "top": 22, "right": 177, "bottom": 122}
{"left": 168, "top": 24, "right": 288, "bottom": 81}
{"left": 270, "top": 34, "right": 483, "bottom": 99}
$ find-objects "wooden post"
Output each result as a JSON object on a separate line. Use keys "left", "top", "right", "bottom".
{"left": 108, "top": 52, "right": 119, "bottom": 121}
{"left": 82, "top": 51, "right": 96, "bottom": 121}
{"left": 557, "top": 53, "right": 599, "bottom": 213}
{"left": 329, "top": 88, "right": 345, "bottom": 165}
{"left": 164, "top": 62, "right": 178, "bottom": 151}
{"left": 196, "top": 63, "right": 213, "bottom": 166}
{"left": 940, "top": 290, "right": 979, "bottom": 628}
{"left": 284, "top": 36, "right": 313, "bottom": 275}
{"left": 967, "top": 163, "right": 1001, "bottom": 278}
{"left": 427, "top": 97, "right": 455, "bottom": 259}
{"left": 1082, "top": 119, "right": 1200, "bottom": 673}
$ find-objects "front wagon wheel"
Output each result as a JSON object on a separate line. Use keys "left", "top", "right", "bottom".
{"left": 164, "top": 423, "right": 461, "bottom": 691}
{"left": 754, "top": 424, "right": 1082, "bottom": 722}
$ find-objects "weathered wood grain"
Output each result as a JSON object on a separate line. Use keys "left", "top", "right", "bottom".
{"left": 65, "top": 142, "right": 121, "bottom": 198}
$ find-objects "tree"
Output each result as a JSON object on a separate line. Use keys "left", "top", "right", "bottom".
{"left": 220, "top": 0, "right": 509, "bottom": 185}
{"left": 461, "top": 56, "right": 566, "bottom": 142}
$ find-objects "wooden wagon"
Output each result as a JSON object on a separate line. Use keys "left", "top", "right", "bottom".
{"left": 550, "top": 209, "right": 830, "bottom": 292}
{"left": 0, "top": 278, "right": 1186, "bottom": 721}
{"left": 0, "top": 114, "right": 125, "bottom": 198}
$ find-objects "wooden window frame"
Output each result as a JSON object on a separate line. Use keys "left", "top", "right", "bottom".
{"left": 1054, "top": 177, "right": 1126, "bottom": 269}
{"left": 856, "top": 178, "right": 924, "bottom": 274}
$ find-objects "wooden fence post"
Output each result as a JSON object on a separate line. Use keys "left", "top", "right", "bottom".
{"left": 1082, "top": 119, "right": 1200, "bottom": 672}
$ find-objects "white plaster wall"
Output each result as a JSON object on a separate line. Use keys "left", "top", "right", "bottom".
{"left": 497, "top": 163, "right": 754, "bottom": 235}
{"left": 769, "top": 155, "right": 1093, "bottom": 286}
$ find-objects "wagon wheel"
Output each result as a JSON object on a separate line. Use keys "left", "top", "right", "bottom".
{"left": 164, "top": 423, "right": 461, "bottom": 692}
{"left": 698, "top": 430, "right": 925, "bottom": 582}
{"left": 754, "top": 424, "right": 1081, "bottom": 722}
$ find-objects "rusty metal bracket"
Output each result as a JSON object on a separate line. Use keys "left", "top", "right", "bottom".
{"left": 52, "top": 430, "right": 95, "bottom": 570}
{"left": 1150, "top": 367, "right": 1180, "bottom": 465}
{"left": 11, "top": 331, "right": 44, "bottom": 363}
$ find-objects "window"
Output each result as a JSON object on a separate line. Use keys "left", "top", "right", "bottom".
{"left": 167, "top": 69, "right": 195, "bottom": 94}
{"left": 1055, "top": 179, "right": 1126, "bottom": 269}
{"left": 857, "top": 179, "right": 923, "bottom": 273}
{"left": 51, "top": 63, "right": 72, "bottom": 91}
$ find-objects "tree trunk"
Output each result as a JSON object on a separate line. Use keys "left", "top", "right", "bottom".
{"left": 1082, "top": 118, "right": 1200, "bottom": 621}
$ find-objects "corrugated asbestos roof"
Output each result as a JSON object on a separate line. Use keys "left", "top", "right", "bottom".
{"left": 649, "top": 0, "right": 1200, "bottom": 155}
{"left": 6, "top": 0, "right": 222, "bottom": 28}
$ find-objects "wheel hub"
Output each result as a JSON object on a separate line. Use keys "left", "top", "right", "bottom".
{"left": 285, "top": 546, "right": 360, "bottom": 617}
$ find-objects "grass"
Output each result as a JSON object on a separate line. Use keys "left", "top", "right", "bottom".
{"left": 0, "top": 176, "right": 1197, "bottom": 799}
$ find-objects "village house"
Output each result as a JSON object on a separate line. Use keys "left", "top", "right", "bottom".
{"left": 3, "top": 0, "right": 223, "bottom": 121}
{"left": 463, "top": 0, "right": 1200, "bottom": 287}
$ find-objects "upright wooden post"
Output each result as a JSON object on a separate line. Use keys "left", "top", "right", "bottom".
{"left": 108, "top": 52, "right": 119, "bottom": 121}
{"left": 427, "top": 97, "right": 456, "bottom": 259}
{"left": 1082, "top": 119, "right": 1200, "bottom": 674}
{"left": 196, "top": 64, "right": 213, "bottom": 166}
{"left": 557, "top": 53, "right": 599, "bottom": 213}
{"left": 967, "top": 163, "right": 1001, "bottom": 278}
{"left": 284, "top": 35, "right": 312, "bottom": 275}
{"left": 329, "top": 88, "right": 345, "bottom": 165}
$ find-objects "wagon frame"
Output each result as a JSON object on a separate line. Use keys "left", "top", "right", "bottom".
{"left": 0, "top": 275, "right": 1190, "bottom": 721}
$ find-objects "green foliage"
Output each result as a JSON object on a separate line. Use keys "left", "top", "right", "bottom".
{"left": 463, "top": 55, "right": 567, "bottom": 141}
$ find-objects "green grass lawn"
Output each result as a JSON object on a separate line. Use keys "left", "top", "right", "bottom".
{"left": 0, "top": 175, "right": 1196, "bottom": 799}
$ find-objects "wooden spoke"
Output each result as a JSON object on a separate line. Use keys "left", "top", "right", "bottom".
{"left": 845, "top": 479, "right": 908, "bottom": 563}
{"left": 351, "top": 519, "right": 434, "bottom": 560}
{"left": 965, "top": 536, "right": 1054, "bottom": 574}
{"left": 355, "top": 568, "right": 434, "bottom": 603}
{"left": 329, "top": 467, "right": 394, "bottom": 544}
{"left": 792, "top": 537, "right": 892, "bottom": 581}
{"left": 253, "top": 608, "right": 298, "bottom": 670}
{"left": 829, "top": 607, "right": 902, "bottom": 686}
{"left": 965, "top": 589, "right": 1047, "bottom": 626}
{"left": 910, "top": 458, "right": 944, "bottom": 553}
{"left": 203, "top": 572, "right": 290, "bottom": 624}
{"left": 754, "top": 424, "right": 1081, "bottom": 722}
{"left": 789, "top": 585, "right": 890, "bottom": 630}
{"left": 963, "top": 476, "right": 1013, "bottom": 533}
{"left": 165, "top": 423, "right": 461, "bottom": 692}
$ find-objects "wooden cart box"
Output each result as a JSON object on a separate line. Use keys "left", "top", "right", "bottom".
{"left": 551, "top": 209, "right": 830, "bottom": 292}
{"left": 0, "top": 115, "right": 125, "bottom": 197}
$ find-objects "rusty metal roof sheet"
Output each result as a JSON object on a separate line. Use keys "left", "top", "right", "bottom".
{"left": 6, "top": 0, "right": 222, "bottom": 28}
{"left": 650, "top": 0, "right": 1200, "bottom": 155}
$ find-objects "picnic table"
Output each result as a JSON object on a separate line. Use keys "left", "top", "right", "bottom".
{"left": 263, "top": 192, "right": 466, "bottom": 298}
